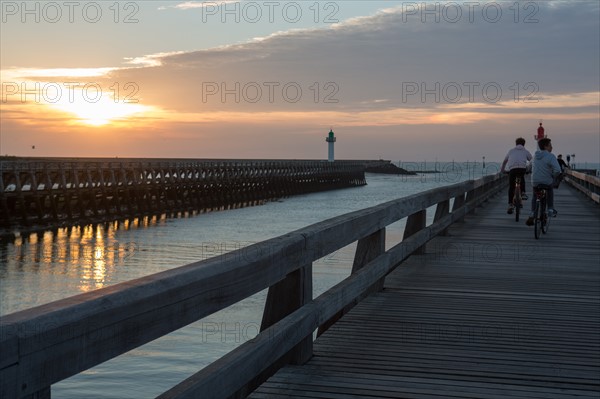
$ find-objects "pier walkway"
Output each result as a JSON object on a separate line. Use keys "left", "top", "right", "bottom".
{"left": 250, "top": 181, "right": 600, "bottom": 398}
{"left": 1, "top": 170, "right": 598, "bottom": 399}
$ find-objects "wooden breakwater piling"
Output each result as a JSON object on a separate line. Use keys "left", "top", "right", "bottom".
{"left": 0, "top": 158, "right": 370, "bottom": 231}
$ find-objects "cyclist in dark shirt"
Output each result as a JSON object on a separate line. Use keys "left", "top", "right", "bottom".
{"left": 557, "top": 154, "right": 568, "bottom": 171}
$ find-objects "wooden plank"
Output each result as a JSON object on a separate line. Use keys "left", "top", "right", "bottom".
{"left": 258, "top": 367, "right": 597, "bottom": 398}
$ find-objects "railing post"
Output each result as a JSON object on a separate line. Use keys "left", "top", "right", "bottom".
{"left": 14, "top": 167, "right": 29, "bottom": 226}
{"left": 352, "top": 228, "right": 386, "bottom": 295}
{"left": 29, "top": 169, "right": 44, "bottom": 223}
{"left": 231, "top": 263, "right": 312, "bottom": 399}
{"left": 85, "top": 166, "right": 99, "bottom": 217}
{"left": 452, "top": 193, "right": 465, "bottom": 222}
{"left": 403, "top": 210, "right": 426, "bottom": 254}
{"left": 261, "top": 263, "right": 313, "bottom": 364}
{"left": 72, "top": 165, "right": 86, "bottom": 219}
{"left": 44, "top": 168, "right": 58, "bottom": 222}
{"left": 0, "top": 169, "right": 11, "bottom": 227}
{"left": 465, "top": 188, "right": 476, "bottom": 214}
{"left": 433, "top": 199, "right": 450, "bottom": 236}
{"left": 59, "top": 164, "right": 73, "bottom": 221}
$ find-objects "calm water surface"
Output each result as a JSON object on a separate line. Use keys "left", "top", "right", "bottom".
{"left": 0, "top": 165, "right": 497, "bottom": 398}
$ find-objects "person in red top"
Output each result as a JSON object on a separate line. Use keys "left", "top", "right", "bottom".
{"left": 536, "top": 122, "right": 545, "bottom": 141}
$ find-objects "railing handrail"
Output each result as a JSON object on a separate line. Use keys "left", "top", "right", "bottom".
{"left": 564, "top": 169, "right": 600, "bottom": 204}
{"left": 0, "top": 173, "right": 506, "bottom": 398}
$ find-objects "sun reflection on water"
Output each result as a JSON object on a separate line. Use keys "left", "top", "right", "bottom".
{"left": 0, "top": 215, "right": 167, "bottom": 315}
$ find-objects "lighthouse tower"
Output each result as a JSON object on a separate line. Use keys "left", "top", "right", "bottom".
{"left": 326, "top": 129, "right": 336, "bottom": 162}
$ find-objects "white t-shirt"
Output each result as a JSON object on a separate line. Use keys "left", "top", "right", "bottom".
{"left": 503, "top": 145, "right": 532, "bottom": 170}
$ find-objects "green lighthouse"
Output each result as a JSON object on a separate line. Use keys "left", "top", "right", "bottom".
{"left": 326, "top": 129, "right": 336, "bottom": 162}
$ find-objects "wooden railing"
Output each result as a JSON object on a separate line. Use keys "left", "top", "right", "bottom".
{"left": 565, "top": 169, "right": 600, "bottom": 204}
{"left": 0, "top": 173, "right": 507, "bottom": 399}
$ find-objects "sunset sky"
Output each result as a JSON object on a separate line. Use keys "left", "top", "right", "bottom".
{"left": 1, "top": 0, "right": 599, "bottom": 162}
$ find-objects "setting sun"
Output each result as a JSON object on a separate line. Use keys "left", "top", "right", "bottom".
{"left": 45, "top": 87, "right": 153, "bottom": 126}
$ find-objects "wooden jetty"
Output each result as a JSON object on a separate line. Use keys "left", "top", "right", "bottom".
{"left": 0, "top": 158, "right": 370, "bottom": 232}
{"left": 250, "top": 171, "right": 600, "bottom": 398}
{"left": 0, "top": 169, "right": 598, "bottom": 398}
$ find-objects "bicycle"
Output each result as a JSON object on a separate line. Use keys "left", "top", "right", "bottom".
{"left": 533, "top": 185, "right": 552, "bottom": 239}
{"left": 511, "top": 176, "right": 523, "bottom": 222}
{"left": 507, "top": 171, "right": 528, "bottom": 221}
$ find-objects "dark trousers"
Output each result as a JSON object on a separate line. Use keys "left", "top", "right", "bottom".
{"left": 508, "top": 168, "right": 527, "bottom": 204}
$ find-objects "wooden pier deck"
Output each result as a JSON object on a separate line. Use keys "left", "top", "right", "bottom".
{"left": 250, "top": 184, "right": 600, "bottom": 398}
{"left": 3, "top": 171, "right": 598, "bottom": 399}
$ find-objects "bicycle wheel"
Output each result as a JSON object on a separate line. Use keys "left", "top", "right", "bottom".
{"left": 534, "top": 201, "right": 542, "bottom": 239}
{"left": 513, "top": 191, "right": 523, "bottom": 222}
{"left": 542, "top": 199, "right": 550, "bottom": 234}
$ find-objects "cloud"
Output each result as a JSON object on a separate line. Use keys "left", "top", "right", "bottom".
{"left": 123, "top": 52, "right": 187, "bottom": 67}
{"left": 5, "top": 2, "right": 598, "bottom": 115}
{"left": 158, "top": 1, "right": 239, "bottom": 11}
{"left": 101, "top": 1, "right": 599, "bottom": 117}
{"left": 1, "top": 67, "right": 117, "bottom": 81}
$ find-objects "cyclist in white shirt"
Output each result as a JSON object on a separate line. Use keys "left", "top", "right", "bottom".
{"left": 501, "top": 137, "right": 532, "bottom": 214}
